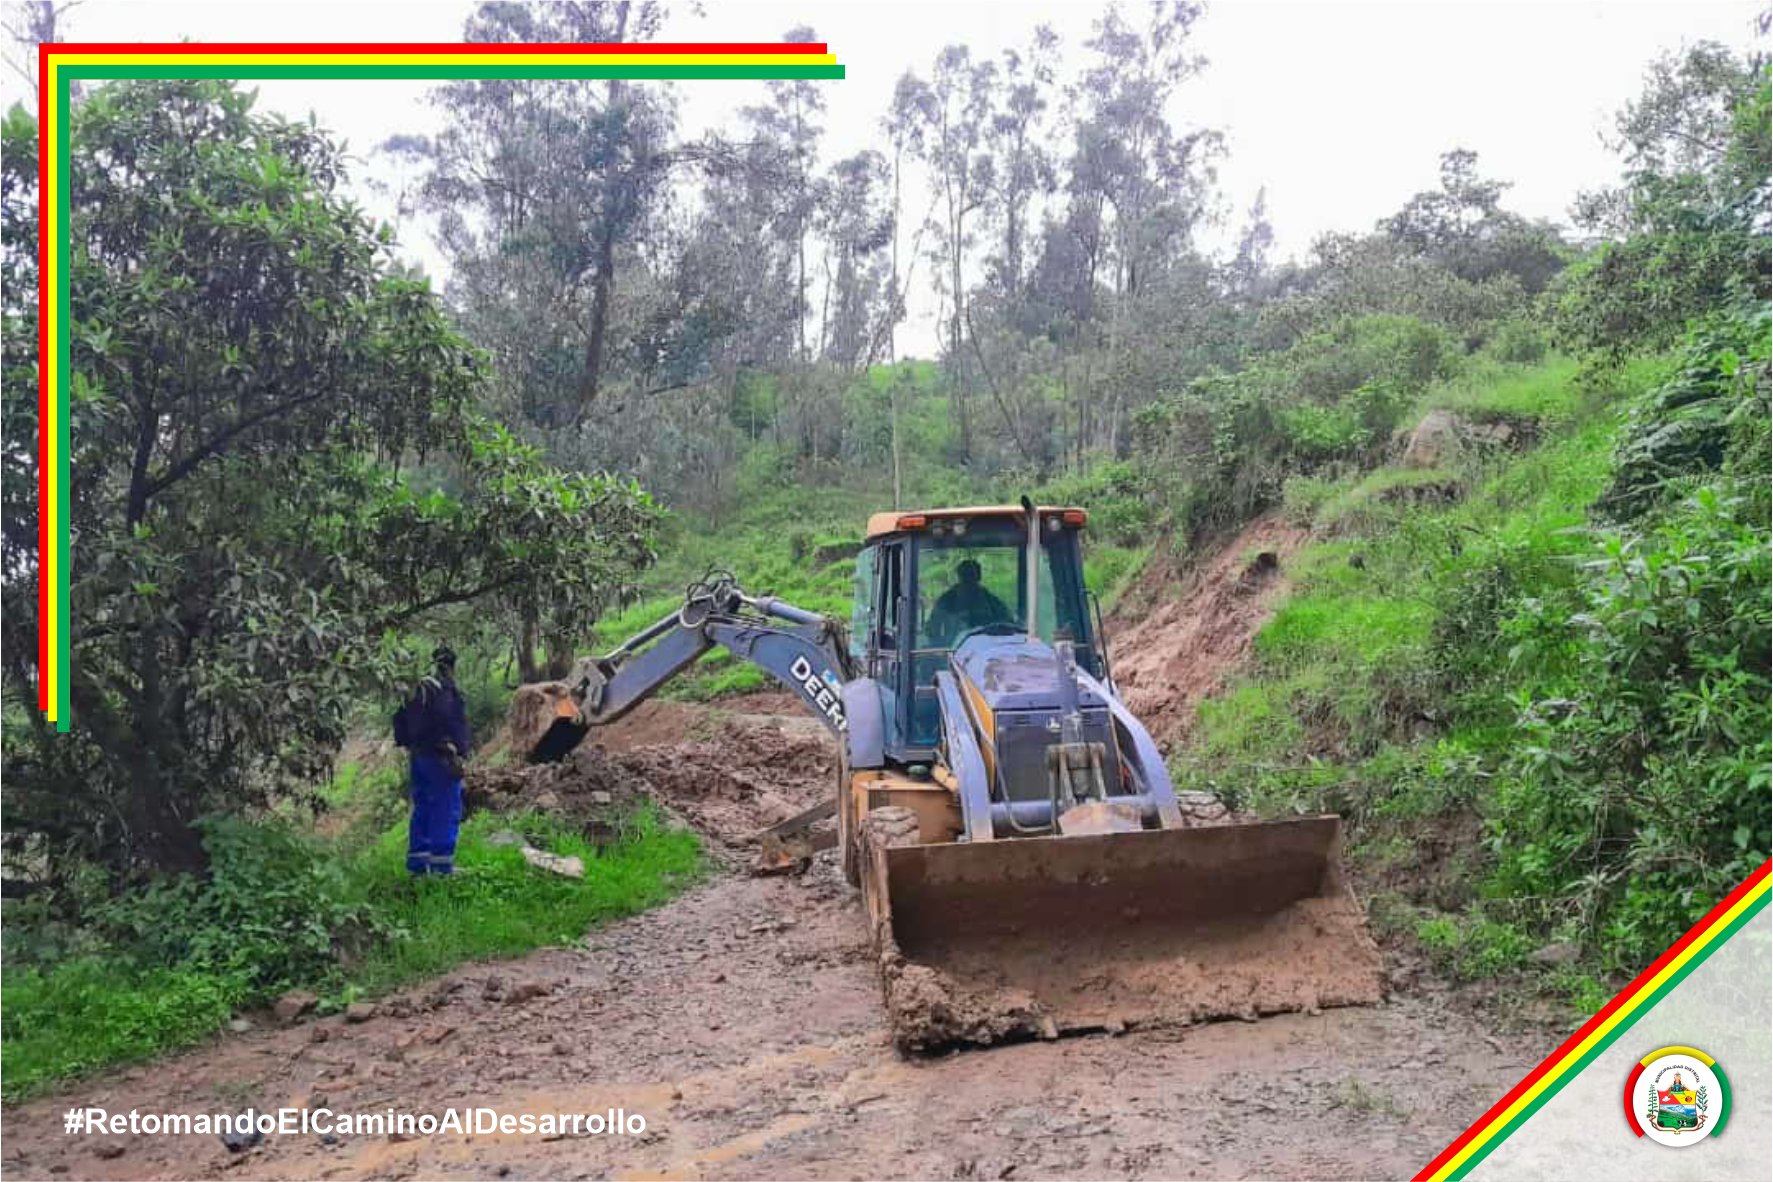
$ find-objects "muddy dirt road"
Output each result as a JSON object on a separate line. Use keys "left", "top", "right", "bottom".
{"left": 4, "top": 697, "right": 1543, "bottom": 1181}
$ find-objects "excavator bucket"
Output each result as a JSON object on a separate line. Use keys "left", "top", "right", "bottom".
{"left": 508, "top": 681, "right": 591, "bottom": 764}
{"left": 865, "top": 816, "right": 1384, "bottom": 1051}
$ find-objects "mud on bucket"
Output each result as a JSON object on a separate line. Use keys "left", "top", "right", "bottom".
{"left": 870, "top": 816, "right": 1385, "bottom": 1051}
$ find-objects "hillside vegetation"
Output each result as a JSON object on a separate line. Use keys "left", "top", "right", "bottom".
{"left": 1183, "top": 314, "right": 1768, "bottom": 994}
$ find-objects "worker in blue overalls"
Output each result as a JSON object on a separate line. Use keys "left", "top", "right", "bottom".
{"left": 393, "top": 644, "right": 472, "bottom": 875}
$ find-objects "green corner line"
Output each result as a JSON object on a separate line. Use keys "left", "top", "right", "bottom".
{"left": 54, "top": 66, "right": 70, "bottom": 730}
{"left": 1709, "top": 1059, "right": 1731, "bottom": 1136}
{"left": 67, "top": 64, "right": 846, "bottom": 81}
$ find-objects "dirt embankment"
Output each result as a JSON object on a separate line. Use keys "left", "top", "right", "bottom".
{"left": 470, "top": 714, "right": 834, "bottom": 856}
{"left": 1108, "top": 513, "right": 1307, "bottom": 749}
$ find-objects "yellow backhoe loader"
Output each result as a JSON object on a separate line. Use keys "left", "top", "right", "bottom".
{"left": 514, "top": 501, "right": 1383, "bottom": 1049}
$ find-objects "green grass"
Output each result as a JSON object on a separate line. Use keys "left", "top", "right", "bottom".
{"left": 0, "top": 804, "right": 704, "bottom": 1102}
{"left": 1423, "top": 355, "right": 1584, "bottom": 424}
{"left": 1200, "top": 457, "right": 1613, "bottom": 771}
{"left": 345, "top": 808, "right": 702, "bottom": 992}
{"left": 1187, "top": 539, "right": 1436, "bottom": 769}
{"left": 1082, "top": 542, "right": 1146, "bottom": 609}
{"left": 2, "top": 961, "right": 251, "bottom": 1099}
{"left": 1415, "top": 911, "right": 1537, "bottom": 980}
{"left": 1313, "top": 466, "right": 1465, "bottom": 535}
{"left": 1198, "top": 372, "right": 1638, "bottom": 774}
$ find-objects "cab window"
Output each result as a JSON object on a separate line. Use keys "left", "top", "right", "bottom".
{"left": 849, "top": 544, "right": 876, "bottom": 662}
{"left": 904, "top": 518, "right": 1093, "bottom": 749}
{"left": 912, "top": 524, "right": 1079, "bottom": 651}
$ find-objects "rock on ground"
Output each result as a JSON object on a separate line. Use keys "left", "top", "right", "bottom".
{"left": 272, "top": 990, "right": 318, "bottom": 1024}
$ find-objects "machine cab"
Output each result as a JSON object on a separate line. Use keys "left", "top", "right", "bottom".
{"left": 851, "top": 506, "right": 1104, "bottom": 760}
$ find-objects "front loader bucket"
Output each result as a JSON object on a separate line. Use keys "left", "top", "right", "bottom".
{"left": 866, "top": 816, "right": 1383, "bottom": 1051}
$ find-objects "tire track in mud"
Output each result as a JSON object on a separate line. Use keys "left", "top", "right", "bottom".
{"left": 2, "top": 609, "right": 1550, "bottom": 1181}
{"left": 0, "top": 844, "right": 1536, "bottom": 1180}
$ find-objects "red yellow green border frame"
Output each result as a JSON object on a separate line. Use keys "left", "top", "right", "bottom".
{"left": 1417, "top": 858, "right": 1770, "bottom": 1179}
{"left": 27, "top": 37, "right": 1769, "bottom": 1182}
{"left": 33, "top": 40, "right": 842, "bottom": 728}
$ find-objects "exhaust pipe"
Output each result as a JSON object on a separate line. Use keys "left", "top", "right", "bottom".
{"left": 1020, "top": 495, "right": 1040, "bottom": 643}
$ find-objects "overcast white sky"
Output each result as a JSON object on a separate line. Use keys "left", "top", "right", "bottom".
{"left": 8, "top": 0, "right": 1765, "bottom": 356}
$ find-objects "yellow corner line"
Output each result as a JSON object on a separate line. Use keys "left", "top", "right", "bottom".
{"left": 41, "top": 60, "right": 58, "bottom": 722}
{"left": 50, "top": 53, "right": 838, "bottom": 67}
{"left": 1640, "top": 1045, "right": 1715, "bottom": 1067}
{"left": 1437, "top": 875, "right": 1768, "bottom": 1177}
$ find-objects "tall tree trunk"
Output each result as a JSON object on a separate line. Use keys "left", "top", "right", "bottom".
{"left": 132, "top": 630, "right": 205, "bottom": 874}
{"left": 581, "top": 218, "right": 618, "bottom": 404}
{"left": 577, "top": 1, "right": 631, "bottom": 406}
{"left": 948, "top": 204, "right": 972, "bottom": 461}
{"left": 796, "top": 101, "right": 808, "bottom": 362}
{"left": 887, "top": 144, "right": 902, "bottom": 362}
{"left": 517, "top": 608, "right": 542, "bottom": 684}
{"left": 544, "top": 628, "right": 575, "bottom": 680}
{"left": 72, "top": 665, "right": 207, "bottom": 875}
{"left": 890, "top": 367, "right": 904, "bottom": 508}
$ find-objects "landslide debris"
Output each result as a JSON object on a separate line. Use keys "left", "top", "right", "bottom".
{"left": 466, "top": 720, "right": 834, "bottom": 852}
{"left": 1110, "top": 512, "right": 1307, "bottom": 748}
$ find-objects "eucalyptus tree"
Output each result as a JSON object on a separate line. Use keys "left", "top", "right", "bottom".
{"left": 819, "top": 150, "right": 894, "bottom": 372}
{"left": 915, "top": 45, "right": 998, "bottom": 461}
{"left": 741, "top": 25, "right": 827, "bottom": 362}
{"left": 982, "top": 26, "right": 1060, "bottom": 309}
{"left": 396, "top": 1, "right": 677, "bottom": 424}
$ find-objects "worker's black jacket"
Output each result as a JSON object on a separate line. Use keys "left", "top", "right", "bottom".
{"left": 393, "top": 675, "right": 472, "bottom": 757}
{"left": 930, "top": 582, "right": 1012, "bottom": 642}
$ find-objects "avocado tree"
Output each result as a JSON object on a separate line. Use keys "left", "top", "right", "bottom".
{"left": 0, "top": 80, "right": 659, "bottom": 878}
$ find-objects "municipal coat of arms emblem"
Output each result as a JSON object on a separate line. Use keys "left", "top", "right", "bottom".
{"left": 1624, "top": 1045, "right": 1731, "bottom": 1148}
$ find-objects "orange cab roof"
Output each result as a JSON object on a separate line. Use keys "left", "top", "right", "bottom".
{"left": 863, "top": 505, "right": 1086, "bottom": 540}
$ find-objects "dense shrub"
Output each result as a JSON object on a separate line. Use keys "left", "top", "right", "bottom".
{"left": 1596, "top": 304, "right": 1771, "bottom": 520}
{"left": 1483, "top": 316, "right": 1550, "bottom": 365}
{"left": 1553, "top": 54, "right": 1768, "bottom": 355}
{"left": 1134, "top": 315, "right": 1458, "bottom": 539}
{"left": 85, "top": 817, "right": 383, "bottom": 994}
{"left": 1551, "top": 229, "right": 1760, "bottom": 357}
{"left": 1493, "top": 484, "right": 1770, "bottom": 967}
{"left": 1485, "top": 306, "right": 1771, "bottom": 968}
{"left": 1035, "top": 460, "right": 1154, "bottom": 548}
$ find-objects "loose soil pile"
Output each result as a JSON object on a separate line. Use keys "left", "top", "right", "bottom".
{"left": 870, "top": 818, "right": 1385, "bottom": 1053}
{"left": 468, "top": 718, "right": 834, "bottom": 854}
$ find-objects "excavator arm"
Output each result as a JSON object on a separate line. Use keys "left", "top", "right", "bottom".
{"left": 523, "top": 573, "right": 854, "bottom": 763}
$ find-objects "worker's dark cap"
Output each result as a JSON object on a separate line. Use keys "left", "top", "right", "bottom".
{"left": 432, "top": 644, "right": 457, "bottom": 667}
